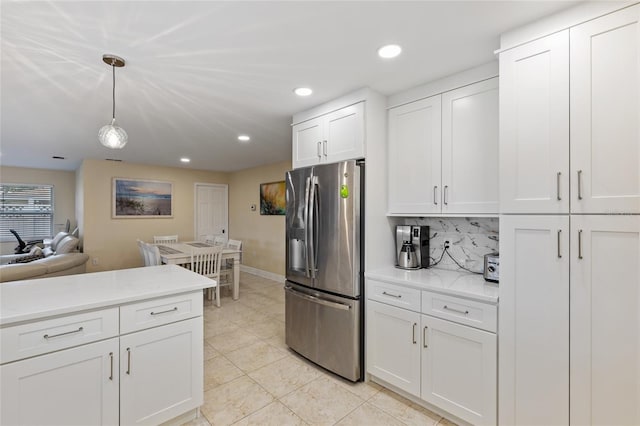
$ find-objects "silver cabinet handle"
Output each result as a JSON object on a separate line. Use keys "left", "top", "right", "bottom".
{"left": 150, "top": 307, "right": 178, "bottom": 316}
{"left": 443, "top": 305, "right": 469, "bottom": 315}
{"left": 317, "top": 141, "right": 322, "bottom": 158}
{"left": 557, "top": 172, "right": 562, "bottom": 201}
{"left": 433, "top": 186, "right": 438, "bottom": 205}
{"left": 444, "top": 185, "right": 449, "bottom": 205}
{"left": 578, "top": 229, "right": 583, "bottom": 259}
{"left": 126, "top": 347, "right": 131, "bottom": 375}
{"left": 109, "top": 352, "right": 114, "bottom": 381}
{"left": 382, "top": 291, "right": 402, "bottom": 298}
{"left": 44, "top": 326, "right": 83, "bottom": 339}
{"left": 323, "top": 140, "right": 327, "bottom": 156}
{"left": 423, "top": 326, "right": 428, "bottom": 348}
{"left": 577, "top": 170, "right": 583, "bottom": 200}
{"left": 412, "top": 323, "right": 417, "bottom": 344}
{"left": 557, "top": 230, "right": 562, "bottom": 258}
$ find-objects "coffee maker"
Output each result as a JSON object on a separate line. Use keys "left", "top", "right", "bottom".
{"left": 395, "top": 225, "right": 430, "bottom": 269}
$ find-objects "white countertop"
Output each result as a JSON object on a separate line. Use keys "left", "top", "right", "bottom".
{"left": 0, "top": 265, "right": 214, "bottom": 326}
{"left": 366, "top": 267, "right": 499, "bottom": 304}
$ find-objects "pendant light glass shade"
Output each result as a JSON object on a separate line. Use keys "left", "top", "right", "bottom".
{"left": 98, "top": 118, "right": 128, "bottom": 149}
{"left": 99, "top": 54, "right": 127, "bottom": 149}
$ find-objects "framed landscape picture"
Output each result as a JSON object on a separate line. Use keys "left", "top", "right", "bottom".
{"left": 260, "top": 181, "right": 286, "bottom": 215}
{"left": 112, "top": 178, "right": 173, "bottom": 218}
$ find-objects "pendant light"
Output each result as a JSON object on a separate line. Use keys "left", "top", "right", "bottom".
{"left": 98, "top": 54, "right": 128, "bottom": 149}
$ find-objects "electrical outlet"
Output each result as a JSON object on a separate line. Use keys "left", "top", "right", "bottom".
{"left": 92, "top": 257, "right": 99, "bottom": 266}
{"left": 444, "top": 240, "right": 450, "bottom": 249}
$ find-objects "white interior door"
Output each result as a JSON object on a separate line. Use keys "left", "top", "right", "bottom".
{"left": 195, "top": 183, "right": 228, "bottom": 242}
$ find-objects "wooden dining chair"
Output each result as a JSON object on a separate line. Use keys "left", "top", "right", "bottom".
{"left": 220, "top": 239, "right": 242, "bottom": 287}
{"left": 190, "top": 245, "right": 223, "bottom": 307}
{"left": 153, "top": 235, "right": 178, "bottom": 244}
{"left": 142, "top": 242, "right": 162, "bottom": 266}
{"left": 136, "top": 239, "right": 147, "bottom": 266}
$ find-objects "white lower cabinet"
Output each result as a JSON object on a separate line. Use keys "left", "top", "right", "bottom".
{"left": 120, "top": 318, "right": 203, "bottom": 425}
{"left": 0, "top": 291, "right": 204, "bottom": 426}
{"left": 367, "top": 282, "right": 497, "bottom": 425}
{"left": 366, "top": 300, "right": 421, "bottom": 396}
{"left": 1, "top": 338, "right": 120, "bottom": 426}
{"left": 421, "top": 315, "right": 496, "bottom": 426}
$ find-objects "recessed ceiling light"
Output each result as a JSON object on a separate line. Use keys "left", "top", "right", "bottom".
{"left": 180, "top": 157, "right": 190, "bottom": 163}
{"left": 294, "top": 87, "right": 313, "bottom": 97}
{"left": 378, "top": 44, "right": 402, "bottom": 59}
{"left": 238, "top": 135, "right": 251, "bottom": 142}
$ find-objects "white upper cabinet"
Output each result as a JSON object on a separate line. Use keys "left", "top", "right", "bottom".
{"left": 388, "top": 95, "right": 442, "bottom": 215}
{"left": 292, "top": 118, "right": 324, "bottom": 169}
{"left": 292, "top": 102, "right": 364, "bottom": 169}
{"left": 442, "top": 77, "right": 499, "bottom": 214}
{"left": 570, "top": 5, "right": 640, "bottom": 214}
{"left": 570, "top": 215, "right": 640, "bottom": 426}
{"left": 499, "top": 31, "right": 570, "bottom": 214}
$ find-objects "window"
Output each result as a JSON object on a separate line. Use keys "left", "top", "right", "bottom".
{"left": 0, "top": 184, "right": 54, "bottom": 242}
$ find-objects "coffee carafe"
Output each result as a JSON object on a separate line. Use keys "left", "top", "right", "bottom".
{"left": 398, "top": 241, "right": 419, "bottom": 269}
{"left": 395, "top": 225, "right": 430, "bottom": 269}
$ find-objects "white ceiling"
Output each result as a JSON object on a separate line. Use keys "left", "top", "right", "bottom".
{"left": 1, "top": 1, "right": 579, "bottom": 172}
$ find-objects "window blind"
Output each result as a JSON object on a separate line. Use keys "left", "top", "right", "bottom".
{"left": 0, "top": 184, "right": 54, "bottom": 241}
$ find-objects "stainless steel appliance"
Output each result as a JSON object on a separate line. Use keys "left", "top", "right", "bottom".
{"left": 395, "top": 225, "right": 429, "bottom": 269}
{"left": 285, "top": 160, "right": 364, "bottom": 382}
{"left": 483, "top": 253, "right": 499, "bottom": 283}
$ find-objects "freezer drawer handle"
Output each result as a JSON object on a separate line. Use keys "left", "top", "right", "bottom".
{"left": 382, "top": 291, "right": 402, "bottom": 298}
{"left": 287, "top": 287, "right": 351, "bottom": 311}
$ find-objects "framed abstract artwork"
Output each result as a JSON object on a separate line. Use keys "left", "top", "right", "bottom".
{"left": 260, "top": 181, "right": 286, "bottom": 215}
{"left": 112, "top": 178, "right": 173, "bottom": 218}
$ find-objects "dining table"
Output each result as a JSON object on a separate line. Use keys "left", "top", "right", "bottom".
{"left": 155, "top": 241, "right": 242, "bottom": 300}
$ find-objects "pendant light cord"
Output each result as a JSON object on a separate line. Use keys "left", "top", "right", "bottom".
{"left": 112, "top": 64, "right": 116, "bottom": 120}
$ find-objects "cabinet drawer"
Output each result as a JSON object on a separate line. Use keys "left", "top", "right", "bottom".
{"left": 1, "top": 308, "right": 119, "bottom": 364}
{"left": 120, "top": 291, "right": 202, "bottom": 334}
{"left": 422, "top": 292, "right": 497, "bottom": 333}
{"left": 368, "top": 279, "right": 421, "bottom": 312}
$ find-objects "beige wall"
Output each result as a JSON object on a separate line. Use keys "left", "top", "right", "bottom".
{"left": 79, "top": 159, "right": 228, "bottom": 272}
{"left": 228, "top": 161, "right": 290, "bottom": 276}
{"left": 0, "top": 166, "right": 76, "bottom": 255}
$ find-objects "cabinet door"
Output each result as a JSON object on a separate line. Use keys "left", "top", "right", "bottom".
{"left": 421, "top": 315, "right": 496, "bottom": 426}
{"left": 120, "top": 317, "right": 203, "bottom": 426}
{"left": 292, "top": 117, "right": 323, "bottom": 169}
{"left": 499, "top": 31, "right": 569, "bottom": 214}
{"left": 570, "top": 215, "right": 640, "bottom": 425}
{"left": 499, "top": 215, "right": 569, "bottom": 426}
{"left": 442, "top": 77, "right": 499, "bottom": 214}
{"left": 366, "top": 300, "right": 421, "bottom": 397}
{"left": 388, "top": 95, "right": 442, "bottom": 214}
{"left": 324, "top": 102, "right": 365, "bottom": 164}
{"left": 570, "top": 5, "right": 640, "bottom": 214}
{"left": 1, "top": 338, "right": 119, "bottom": 426}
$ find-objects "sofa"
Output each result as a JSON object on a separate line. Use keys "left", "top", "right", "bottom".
{"left": 0, "top": 232, "right": 89, "bottom": 283}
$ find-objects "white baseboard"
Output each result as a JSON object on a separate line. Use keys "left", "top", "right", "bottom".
{"left": 240, "top": 265, "right": 286, "bottom": 283}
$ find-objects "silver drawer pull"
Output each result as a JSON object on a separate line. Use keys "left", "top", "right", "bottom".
{"left": 382, "top": 291, "right": 402, "bottom": 298}
{"left": 412, "top": 323, "right": 417, "bottom": 344}
{"left": 44, "top": 326, "right": 84, "bottom": 339}
{"left": 126, "top": 347, "right": 131, "bottom": 375}
{"left": 423, "top": 326, "right": 428, "bottom": 348}
{"left": 150, "top": 307, "right": 178, "bottom": 316}
{"left": 443, "top": 305, "right": 469, "bottom": 315}
{"left": 109, "top": 352, "right": 114, "bottom": 381}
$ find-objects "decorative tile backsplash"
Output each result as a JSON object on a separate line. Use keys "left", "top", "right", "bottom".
{"left": 399, "top": 217, "right": 499, "bottom": 273}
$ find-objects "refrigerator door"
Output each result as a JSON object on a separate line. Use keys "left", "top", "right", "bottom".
{"left": 312, "top": 160, "right": 361, "bottom": 297}
{"left": 285, "top": 281, "right": 361, "bottom": 381}
{"left": 285, "top": 166, "right": 314, "bottom": 288}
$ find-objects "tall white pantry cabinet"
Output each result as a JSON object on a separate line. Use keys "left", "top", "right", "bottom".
{"left": 499, "top": 4, "right": 640, "bottom": 426}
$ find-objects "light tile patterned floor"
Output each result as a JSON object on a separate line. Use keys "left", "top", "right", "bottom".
{"left": 186, "top": 272, "right": 456, "bottom": 426}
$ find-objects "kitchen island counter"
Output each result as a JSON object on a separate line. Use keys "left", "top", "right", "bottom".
{"left": 0, "top": 264, "right": 213, "bottom": 326}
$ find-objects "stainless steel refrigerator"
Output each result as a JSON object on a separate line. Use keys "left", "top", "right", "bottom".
{"left": 285, "top": 159, "right": 364, "bottom": 382}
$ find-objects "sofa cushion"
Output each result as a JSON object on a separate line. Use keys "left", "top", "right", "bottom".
{"left": 55, "top": 236, "right": 79, "bottom": 254}
{"left": 43, "top": 253, "right": 89, "bottom": 274}
{"left": 49, "top": 232, "right": 69, "bottom": 251}
{"left": 0, "top": 263, "right": 48, "bottom": 282}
